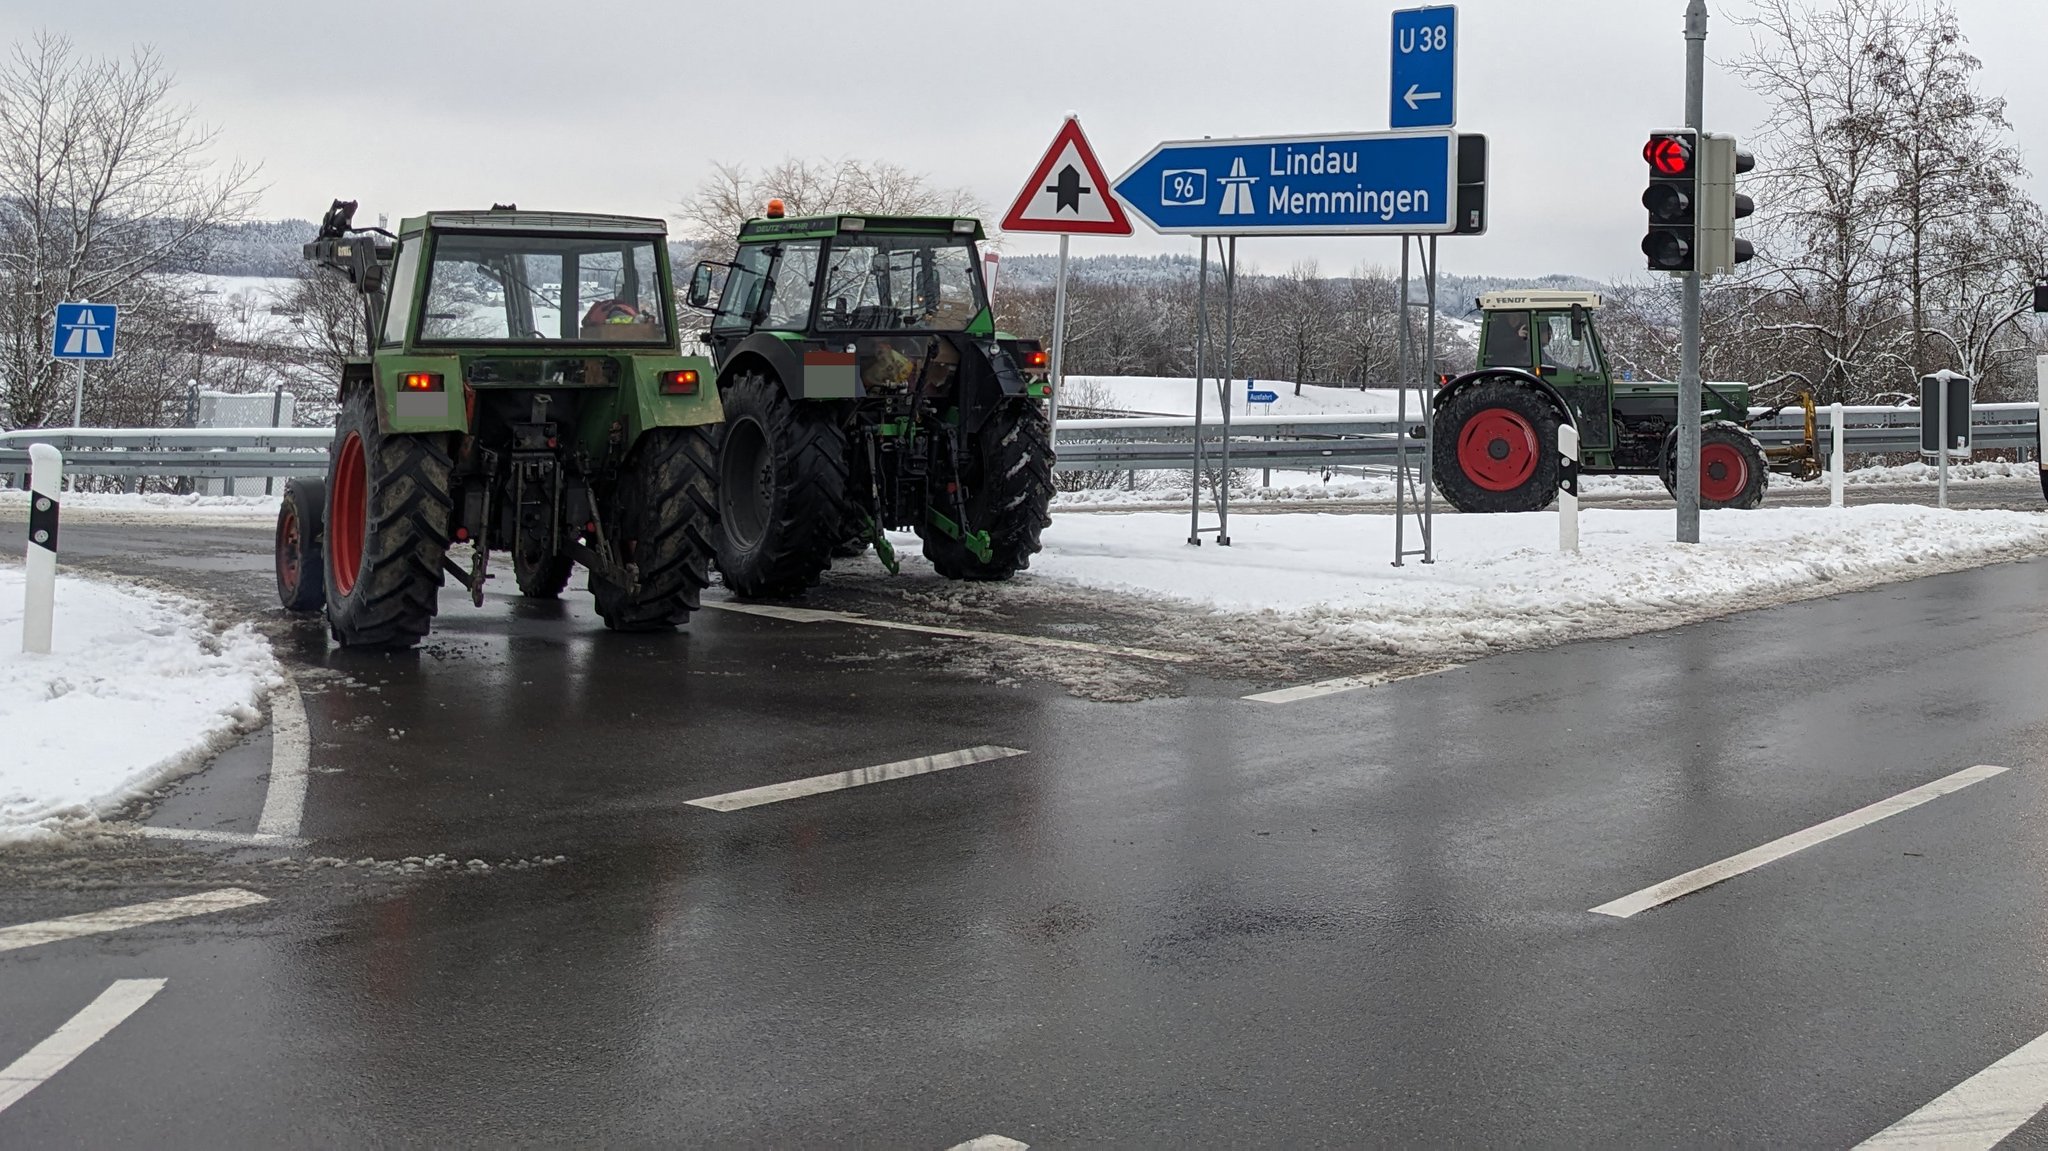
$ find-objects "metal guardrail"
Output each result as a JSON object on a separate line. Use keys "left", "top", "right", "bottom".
{"left": 0, "top": 404, "right": 2036, "bottom": 481}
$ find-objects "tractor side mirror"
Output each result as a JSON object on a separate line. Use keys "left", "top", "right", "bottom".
{"left": 685, "top": 262, "right": 716, "bottom": 309}
{"left": 1570, "top": 305, "right": 1587, "bottom": 343}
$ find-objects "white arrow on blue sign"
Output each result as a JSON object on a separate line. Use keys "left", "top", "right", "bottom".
{"left": 50, "top": 302, "right": 119, "bottom": 361}
{"left": 1391, "top": 5, "right": 1458, "bottom": 130}
{"left": 1112, "top": 130, "right": 1459, "bottom": 236}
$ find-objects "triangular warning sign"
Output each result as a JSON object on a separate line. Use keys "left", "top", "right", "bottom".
{"left": 1001, "top": 117, "right": 1133, "bottom": 236}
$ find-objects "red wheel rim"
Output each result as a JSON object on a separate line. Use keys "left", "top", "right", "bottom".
{"left": 1700, "top": 441, "right": 1749, "bottom": 504}
{"left": 329, "top": 432, "right": 366, "bottom": 597}
{"left": 276, "top": 501, "right": 301, "bottom": 595}
{"left": 1457, "top": 407, "right": 1540, "bottom": 492}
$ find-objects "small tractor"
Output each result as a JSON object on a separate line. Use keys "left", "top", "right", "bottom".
{"left": 1431, "top": 291, "right": 1819, "bottom": 513}
{"left": 274, "top": 201, "right": 723, "bottom": 647}
{"left": 685, "top": 206, "right": 1054, "bottom": 596}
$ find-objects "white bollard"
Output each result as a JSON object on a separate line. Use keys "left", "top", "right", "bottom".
{"left": 1558, "top": 424, "right": 1580, "bottom": 555}
{"left": 1829, "top": 402, "right": 1845, "bottom": 508}
{"left": 22, "top": 443, "right": 61, "bottom": 654}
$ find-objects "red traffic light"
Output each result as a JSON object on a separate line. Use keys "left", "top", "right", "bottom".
{"left": 1644, "top": 135, "right": 1693, "bottom": 176}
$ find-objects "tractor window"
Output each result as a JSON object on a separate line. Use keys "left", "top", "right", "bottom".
{"left": 1540, "top": 314, "right": 1599, "bottom": 373}
{"left": 818, "top": 235, "right": 983, "bottom": 331}
{"left": 762, "top": 241, "right": 822, "bottom": 330}
{"left": 380, "top": 239, "right": 423, "bottom": 346}
{"left": 1484, "top": 311, "right": 1534, "bottom": 370}
{"left": 713, "top": 244, "right": 773, "bottom": 330}
{"left": 417, "top": 234, "right": 668, "bottom": 345}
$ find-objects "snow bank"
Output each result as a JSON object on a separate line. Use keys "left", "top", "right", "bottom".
{"left": 0, "top": 566, "right": 280, "bottom": 842}
{"left": 0, "top": 490, "right": 278, "bottom": 524}
{"left": 1027, "top": 505, "right": 2048, "bottom": 660}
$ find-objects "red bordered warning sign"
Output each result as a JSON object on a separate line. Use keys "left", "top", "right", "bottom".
{"left": 1000, "top": 117, "right": 1133, "bottom": 236}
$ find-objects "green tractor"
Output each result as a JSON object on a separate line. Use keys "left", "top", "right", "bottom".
{"left": 274, "top": 201, "right": 723, "bottom": 647}
{"left": 1432, "top": 291, "right": 1818, "bottom": 513}
{"left": 684, "top": 208, "right": 1054, "bottom": 596}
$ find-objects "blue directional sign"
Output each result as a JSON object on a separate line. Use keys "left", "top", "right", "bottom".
{"left": 1113, "top": 130, "right": 1458, "bottom": 236}
{"left": 1247, "top": 389, "right": 1279, "bottom": 404}
{"left": 1391, "top": 5, "right": 1458, "bottom": 130}
{"left": 50, "top": 302, "right": 119, "bottom": 360}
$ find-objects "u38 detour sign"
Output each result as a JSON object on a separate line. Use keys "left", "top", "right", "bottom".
{"left": 1112, "top": 129, "right": 1459, "bottom": 236}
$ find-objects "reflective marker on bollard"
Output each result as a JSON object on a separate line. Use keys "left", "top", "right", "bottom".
{"left": 23, "top": 443, "right": 60, "bottom": 654}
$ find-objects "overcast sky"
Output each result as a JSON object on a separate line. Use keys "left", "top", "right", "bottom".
{"left": 5, "top": 0, "right": 2044, "bottom": 282}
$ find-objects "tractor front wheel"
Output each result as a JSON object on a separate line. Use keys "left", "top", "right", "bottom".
{"left": 275, "top": 477, "right": 326, "bottom": 612}
{"left": 590, "top": 426, "right": 718, "bottom": 631}
{"left": 918, "top": 401, "right": 1056, "bottom": 581}
{"left": 712, "top": 372, "right": 851, "bottom": 598}
{"left": 1432, "top": 378, "right": 1563, "bottom": 513}
{"left": 323, "top": 386, "right": 453, "bottom": 648}
{"left": 1662, "top": 421, "right": 1769, "bottom": 510}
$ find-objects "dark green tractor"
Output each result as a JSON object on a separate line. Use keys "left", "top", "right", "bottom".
{"left": 274, "top": 201, "right": 723, "bottom": 647}
{"left": 1432, "top": 291, "right": 1817, "bottom": 513}
{"left": 686, "top": 209, "right": 1054, "bottom": 597}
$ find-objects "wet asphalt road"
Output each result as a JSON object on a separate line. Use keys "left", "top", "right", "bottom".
{"left": 4, "top": 498, "right": 2048, "bottom": 1147}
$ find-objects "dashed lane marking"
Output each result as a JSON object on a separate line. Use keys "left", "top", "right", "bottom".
{"left": 1590, "top": 764, "right": 2008, "bottom": 919}
{"left": 132, "top": 827, "right": 305, "bottom": 849}
{"left": 1856, "top": 1026, "right": 2048, "bottom": 1148}
{"left": 0, "top": 889, "right": 269, "bottom": 954}
{"left": 0, "top": 980, "right": 166, "bottom": 1114}
{"left": 700, "top": 599, "right": 1198, "bottom": 664}
{"left": 687, "top": 746, "right": 1030, "bottom": 812}
{"left": 256, "top": 679, "right": 310, "bottom": 838}
{"left": 1244, "top": 664, "right": 1461, "bottom": 704}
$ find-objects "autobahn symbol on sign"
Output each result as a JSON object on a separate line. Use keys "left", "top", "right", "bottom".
{"left": 1391, "top": 5, "right": 1458, "bottom": 130}
{"left": 51, "top": 302, "right": 119, "bottom": 360}
{"left": 1111, "top": 130, "right": 1459, "bottom": 236}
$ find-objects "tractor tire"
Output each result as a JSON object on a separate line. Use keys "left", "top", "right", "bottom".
{"left": 322, "top": 386, "right": 453, "bottom": 648}
{"left": 712, "top": 371, "right": 851, "bottom": 598}
{"left": 1432, "top": 377, "right": 1562, "bottom": 513}
{"left": 1662, "top": 421, "right": 1769, "bottom": 510}
{"left": 513, "top": 534, "right": 574, "bottom": 599}
{"left": 918, "top": 400, "right": 1055, "bottom": 581}
{"left": 275, "top": 477, "right": 326, "bottom": 613}
{"left": 591, "top": 426, "right": 718, "bottom": 632}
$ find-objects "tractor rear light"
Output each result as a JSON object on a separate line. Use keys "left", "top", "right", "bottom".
{"left": 400, "top": 372, "right": 443, "bottom": 392}
{"left": 1022, "top": 349, "right": 1048, "bottom": 370}
{"left": 659, "top": 369, "right": 700, "bottom": 395}
{"left": 454, "top": 528, "right": 469, "bottom": 542}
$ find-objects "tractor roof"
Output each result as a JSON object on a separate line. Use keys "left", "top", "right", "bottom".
{"left": 1476, "top": 290, "right": 1604, "bottom": 312}
{"left": 737, "top": 214, "right": 986, "bottom": 242}
{"left": 399, "top": 210, "right": 668, "bottom": 237}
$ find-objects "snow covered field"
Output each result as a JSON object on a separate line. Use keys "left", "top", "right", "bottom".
{"left": 0, "top": 566, "right": 278, "bottom": 842}
{"left": 1025, "top": 504, "right": 2048, "bottom": 661}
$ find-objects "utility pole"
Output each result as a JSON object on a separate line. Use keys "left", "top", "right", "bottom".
{"left": 1677, "top": 0, "right": 1707, "bottom": 544}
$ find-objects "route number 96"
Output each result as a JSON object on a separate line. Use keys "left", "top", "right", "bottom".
{"left": 1162, "top": 169, "right": 1208, "bottom": 207}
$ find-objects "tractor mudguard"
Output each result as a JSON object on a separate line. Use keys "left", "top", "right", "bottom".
{"left": 374, "top": 354, "right": 467, "bottom": 434}
{"left": 621, "top": 353, "right": 723, "bottom": 436}
{"left": 718, "top": 332, "right": 806, "bottom": 400}
{"left": 1435, "top": 368, "right": 1577, "bottom": 431}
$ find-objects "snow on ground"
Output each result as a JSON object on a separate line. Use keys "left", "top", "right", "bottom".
{"left": 0, "top": 565, "right": 279, "bottom": 843}
{"left": 1024, "top": 504, "right": 2048, "bottom": 662}
{"left": 1064, "top": 375, "right": 1429, "bottom": 419}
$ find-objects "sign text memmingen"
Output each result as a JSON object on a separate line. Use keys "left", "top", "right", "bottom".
{"left": 1113, "top": 130, "right": 1458, "bottom": 236}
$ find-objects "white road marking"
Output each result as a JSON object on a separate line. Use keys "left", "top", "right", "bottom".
{"left": 134, "top": 826, "right": 305, "bottom": 849}
{"left": 947, "top": 1137, "right": 1029, "bottom": 1151}
{"left": 0, "top": 889, "right": 269, "bottom": 954}
{"left": 1856, "top": 1027, "right": 2048, "bottom": 1149}
{"left": 256, "top": 679, "right": 311, "bottom": 838}
{"left": 700, "top": 599, "right": 1196, "bottom": 664}
{"left": 1590, "top": 764, "right": 2008, "bottom": 919}
{"left": 0, "top": 979, "right": 166, "bottom": 1114}
{"left": 687, "top": 746, "right": 1030, "bottom": 812}
{"left": 1244, "top": 664, "right": 1461, "bottom": 704}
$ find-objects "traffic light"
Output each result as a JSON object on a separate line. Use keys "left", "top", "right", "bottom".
{"left": 1700, "top": 133, "right": 1756, "bottom": 277}
{"left": 1641, "top": 130, "right": 1698, "bottom": 273}
{"left": 1454, "top": 134, "right": 1488, "bottom": 236}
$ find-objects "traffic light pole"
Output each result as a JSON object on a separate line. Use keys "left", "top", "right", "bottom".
{"left": 1677, "top": 0, "right": 1707, "bottom": 545}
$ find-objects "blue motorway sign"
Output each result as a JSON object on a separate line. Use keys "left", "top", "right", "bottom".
{"left": 1391, "top": 6, "right": 1458, "bottom": 130}
{"left": 51, "top": 301, "right": 118, "bottom": 360}
{"left": 1247, "top": 389, "right": 1279, "bottom": 404}
{"left": 1112, "top": 130, "right": 1458, "bottom": 236}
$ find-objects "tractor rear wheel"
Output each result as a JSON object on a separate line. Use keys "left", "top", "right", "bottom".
{"left": 1662, "top": 421, "right": 1769, "bottom": 510}
{"left": 275, "top": 477, "right": 326, "bottom": 612}
{"left": 323, "top": 386, "right": 453, "bottom": 648}
{"left": 513, "top": 533, "right": 574, "bottom": 599}
{"left": 712, "top": 371, "right": 851, "bottom": 598}
{"left": 591, "top": 426, "right": 718, "bottom": 631}
{"left": 919, "top": 401, "right": 1055, "bottom": 581}
{"left": 1432, "top": 378, "right": 1562, "bottom": 513}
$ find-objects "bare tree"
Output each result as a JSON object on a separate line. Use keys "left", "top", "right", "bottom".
{"left": 0, "top": 32, "right": 256, "bottom": 428}
{"left": 677, "top": 157, "right": 982, "bottom": 262}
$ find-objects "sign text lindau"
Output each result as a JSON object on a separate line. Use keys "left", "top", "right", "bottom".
{"left": 1267, "top": 143, "right": 1434, "bottom": 223}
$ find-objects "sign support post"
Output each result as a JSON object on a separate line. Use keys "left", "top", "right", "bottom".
{"left": 1048, "top": 235, "right": 1069, "bottom": 445}
{"left": 1676, "top": 0, "right": 1707, "bottom": 544}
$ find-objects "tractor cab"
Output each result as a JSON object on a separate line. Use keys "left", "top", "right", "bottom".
{"left": 1474, "top": 291, "right": 1616, "bottom": 450}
